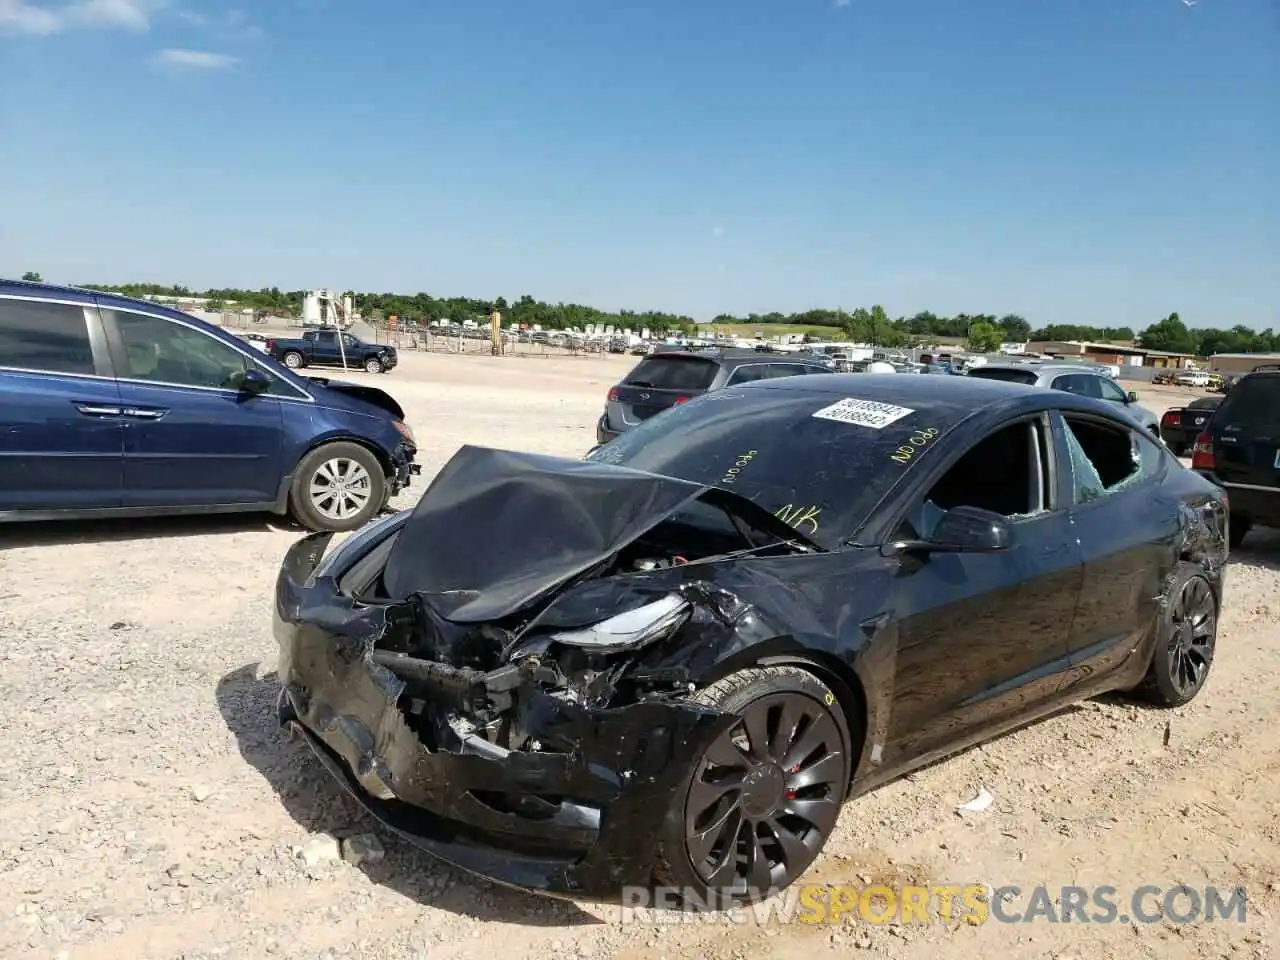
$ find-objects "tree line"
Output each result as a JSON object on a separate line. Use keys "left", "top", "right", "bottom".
{"left": 18, "top": 273, "right": 1275, "bottom": 357}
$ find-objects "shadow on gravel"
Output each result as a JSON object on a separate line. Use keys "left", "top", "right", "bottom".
{"left": 216, "top": 662, "right": 601, "bottom": 928}
{"left": 1229, "top": 530, "right": 1280, "bottom": 571}
{"left": 0, "top": 512, "right": 302, "bottom": 547}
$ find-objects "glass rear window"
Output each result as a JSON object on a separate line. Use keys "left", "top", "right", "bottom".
{"left": 1217, "top": 376, "right": 1280, "bottom": 429}
{"left": 966, "top": 367, "right": 1039, "bottom": 385}
{"left": 624, "top": 355, "right": 719, "bottom": 391}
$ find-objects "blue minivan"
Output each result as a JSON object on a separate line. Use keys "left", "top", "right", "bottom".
{"left": 0, "top": 279, "right": 420, "bottom": 532}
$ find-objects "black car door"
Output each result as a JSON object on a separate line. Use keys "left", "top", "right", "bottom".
{"left": 882, "top": 412, "right": 1084, "bottom": 764}
{"left": 1053, "top": 411, "right": 1176, "bottom": 686}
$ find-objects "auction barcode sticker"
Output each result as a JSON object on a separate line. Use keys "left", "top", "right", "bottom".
{"left": 812, "top": 397, "right": 915, "bottom": 429}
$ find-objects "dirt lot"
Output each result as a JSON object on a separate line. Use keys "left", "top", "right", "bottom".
{"left": 1, "top": 356, "right": 1276, "bottom": 960}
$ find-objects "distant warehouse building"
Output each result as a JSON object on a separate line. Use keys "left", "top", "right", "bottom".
{"left": 1208, "top": 353, "right": 1280, "bottom": 376}
{"left": 1026, "top": 341, "right": 1198, "bottom": 369}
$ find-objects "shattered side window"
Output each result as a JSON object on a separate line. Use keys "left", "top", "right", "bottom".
{"left": 1063, "top": 423, "right": 1106, "bottom": 503}
{"left": 1063, "top": 417, "right": 1159, "bottom": 504}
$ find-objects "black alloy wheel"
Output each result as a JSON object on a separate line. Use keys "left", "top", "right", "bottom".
{"left": 1166, "top": 574, "right": 1217, "bottom": 699}
{"left": 662, "top": 666, "right": 851, "bottom": 904}
{"left": 1137, "top": 566, "right": 1217, "bottom": 707}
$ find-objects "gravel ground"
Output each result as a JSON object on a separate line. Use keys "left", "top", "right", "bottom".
{"left": 1, "top": 355, "right": 1276, "bottom": 960}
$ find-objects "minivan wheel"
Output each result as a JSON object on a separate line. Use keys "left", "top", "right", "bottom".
{"left": 283, "top": 351, "right": 304, "bottom": 369}
{"left": 654, "top": 666, "right": 852, "bottom": 908}
{"left": 289, "top": 442, "right": 387, "bottom": 532}
{"left": 364, "top": 357, "right": 383, "bottom": 374}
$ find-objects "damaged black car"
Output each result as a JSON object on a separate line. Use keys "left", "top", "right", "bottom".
{"left": 272, "top": 373, "right": 1228, "bottom": 905}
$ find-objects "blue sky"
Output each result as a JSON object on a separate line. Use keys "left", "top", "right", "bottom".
{"left": 1, "top": 0, "right": 1275, "bottom": 329}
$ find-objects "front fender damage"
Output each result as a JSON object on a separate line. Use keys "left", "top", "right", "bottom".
{"left": 275, "top": 564, "right": 747, "bottom": 895}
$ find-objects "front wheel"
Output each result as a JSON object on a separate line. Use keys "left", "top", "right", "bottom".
{"left": 1133, "top": 565, "right": 1218, "bottom": 707}
{"left": 654, "top": 665, "right": 853, "bottom": 907}
{"left": 364, "top": 357, "right": 383, "bottom": 374}
{"left": 289, "top": 442, "right": 387, "bottom": 532}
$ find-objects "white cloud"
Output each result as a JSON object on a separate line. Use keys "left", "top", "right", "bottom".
{"left": 153, "top": 46, "right": 235, "bottom": 68}
{"left": 68, "top": 0, "right": 150, "bottom": 28}
{"left": 0, "top": 1, "right": 62, "bottom": 34}
{"left": 1, "top": 0, "right": 157, "bottom": 35}
{"left": 175, "top": 5, "right": 261, "bottom": 40}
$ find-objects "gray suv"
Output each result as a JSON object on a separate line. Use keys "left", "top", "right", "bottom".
{"left": 967, "top": 362, "right": 1160, "bottom": 434}
{"left": 596, "top": 348, "right": 830, "bottom": 444}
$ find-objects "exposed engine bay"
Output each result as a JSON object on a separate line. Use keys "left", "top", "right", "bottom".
{"left": 344, "top": 499, "right": 813, "bottom": 760}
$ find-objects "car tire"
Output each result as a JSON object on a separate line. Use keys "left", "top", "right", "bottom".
{"left": 653, "top": 665, "right": 854, "bottom": 908}
{"left": 283, "top": 351, "right": 305, "bottom": 369}
{"left": 1133, "top": 564, "right": 1218, "bottom": 708}
{"left": 1169, "top": 442, "right": 1187, "bottom": 457}
{"left": 289, "top": 441, "right": 387, "bottom": 532}
{"left": 1229, "top": 517, "right": 1250, "bottom": 549}
{"left": 364, "top": 357, "right": 383, "bottom": 374}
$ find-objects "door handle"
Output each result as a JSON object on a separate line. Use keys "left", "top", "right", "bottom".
{"left": 120, "top": 407, "right": 168, "bottom": 420}
{"left": 74, "top": 403, "right": 123, "bottom": 417}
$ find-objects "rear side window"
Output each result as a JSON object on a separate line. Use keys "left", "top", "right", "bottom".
{"left": 728, "top": 365, "right": 767, "bottom": 384}
{"left": 767, "top": 363, "right": 815, "bottom": 379}
{"left": 968, "top": 367, "right": 1038, "bottom": 385}
{"left": 1217, "top": 376, "right": 1280, "bottom": 429}
{"left": 624, "top": 355, "right": 718, "bottom": 391}
{"left": 0, "top": 299, "right": 95, "bottom": 376}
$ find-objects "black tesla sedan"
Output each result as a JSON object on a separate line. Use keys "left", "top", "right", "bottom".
{"left": 272, "top": 373, "right": 1228, "bottom": 907}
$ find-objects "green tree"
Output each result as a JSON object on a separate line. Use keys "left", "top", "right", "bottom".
{"left": 967, "top": 321, "right": 1003, "bottom": 353}
{"left": 997, "top": 314, "right": 1031, "bottom": 343}
{"left": 1137, "top": 312, "right": 1198, "bottom": 354}
{"left": 21, "top": 271, "right": 41, "bottom": 282}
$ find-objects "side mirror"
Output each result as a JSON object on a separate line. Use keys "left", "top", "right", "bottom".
{"left": 238, "top": 368, "right": 271, "bottom": 397}
{"left": 1127, "top": 390, "right": 1139, "bottom": 403}
{"left": 886, "top": 505, "right": 1014, "bottom": 556}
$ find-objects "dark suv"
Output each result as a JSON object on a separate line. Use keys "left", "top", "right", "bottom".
{"left": 595, "top": 348, "right": 830, "bottom": 444}
{"left": 1191, "top": 364, "right": 1280, "bottom": 547}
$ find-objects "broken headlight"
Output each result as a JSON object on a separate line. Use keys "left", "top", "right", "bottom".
{"left": 549, "top": 593, "right": 691, "bottom": 655}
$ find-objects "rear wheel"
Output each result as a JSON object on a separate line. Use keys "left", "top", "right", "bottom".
{"left": 283, "top": 351, "right": 304, "bottom": 369}
{"left": 1229, "top": 517, "right": 1251, "bottom": 549}
{"left": 289, "top": 441, "right": 386, "bottom": 532}
{"left": 654, "top": 666, "right": 853, "bottom": 907}
{"left": 1168, "top": 442, "right": 1187, "bottom": 457}
{"left": 1134, "top": 565, "right": 1218, "bottom": 707}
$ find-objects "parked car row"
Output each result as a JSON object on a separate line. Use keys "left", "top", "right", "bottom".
{"left": 0, "top": 279, "right": 420, "bottom": 532}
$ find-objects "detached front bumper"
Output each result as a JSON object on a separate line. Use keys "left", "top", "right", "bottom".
{"left": 272, "top": 533, "right": 729, "bottom": 897}
{"left": 389, "top": 441, "right": 421, "bottom": 496}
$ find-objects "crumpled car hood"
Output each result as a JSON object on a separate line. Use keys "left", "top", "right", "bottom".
{"left": 381, "top": 444, "right": 813, "bottom": 623}
{"left": 305, "top": 376, "right": 406, "bottom": 420}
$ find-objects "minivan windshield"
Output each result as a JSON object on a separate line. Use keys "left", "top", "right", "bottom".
{"left": 587, "top": 385, "right": 977, "bottom": 546}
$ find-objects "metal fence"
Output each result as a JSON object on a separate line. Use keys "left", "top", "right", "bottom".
{"left": 364, "top": 328, "right": 633, "bottom": 359}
